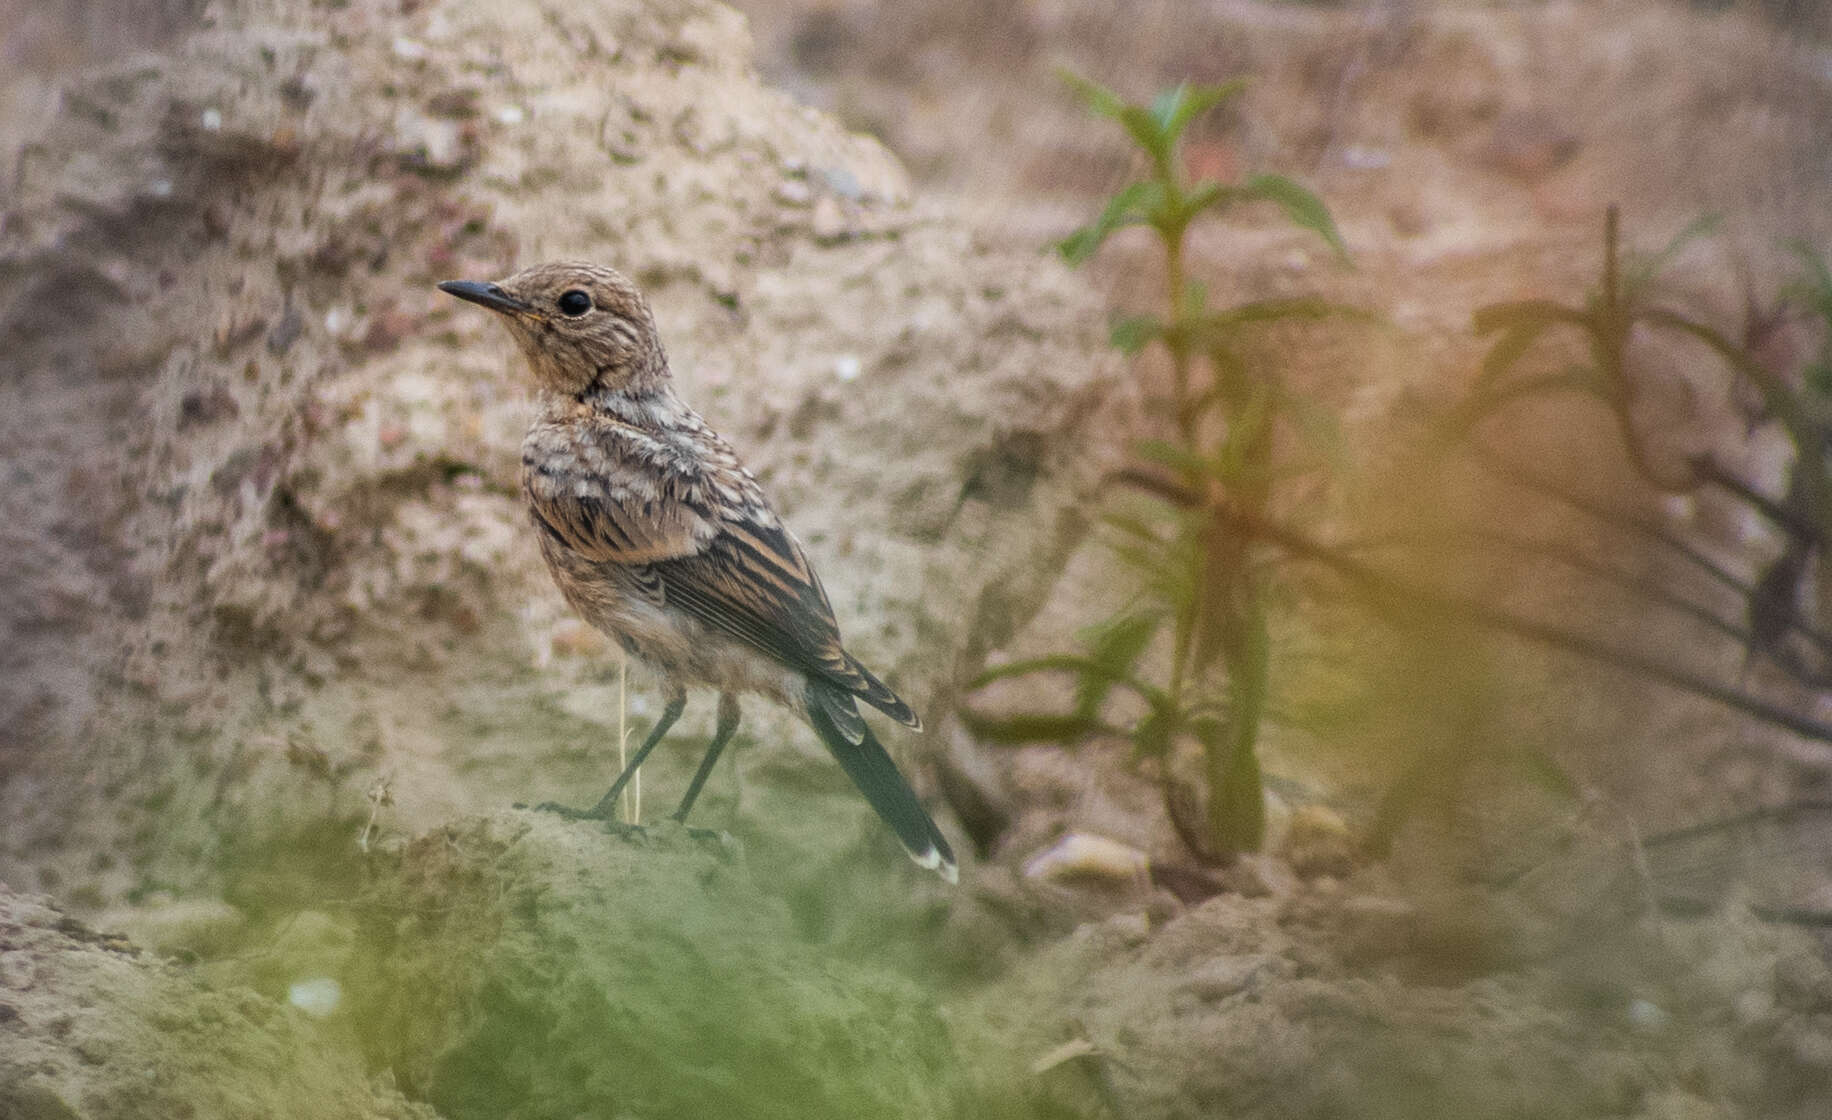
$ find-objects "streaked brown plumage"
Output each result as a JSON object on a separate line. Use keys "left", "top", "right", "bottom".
{"left": 438, "top": 262, "right": 956, "bottom": 880}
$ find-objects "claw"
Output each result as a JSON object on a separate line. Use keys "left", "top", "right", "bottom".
{"left": 528, "top": 800, "right": 606, "bottom": 821}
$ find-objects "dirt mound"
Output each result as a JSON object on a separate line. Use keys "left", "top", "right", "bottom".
{"left": 348, "top": 811, "right": 963, "bottom": 1120}
{"left": 0, "top": 0, "right": 1117, "bottom": 910}
{"left": 958, "top": 841, "right": 1832, "bottom": 1120}
{"left": 0, "top": 885, "right": 433, "bottom": 1120}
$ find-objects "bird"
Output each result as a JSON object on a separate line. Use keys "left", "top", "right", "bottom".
{"left": 438, "top": 261, "right": 957, "bottom": 882}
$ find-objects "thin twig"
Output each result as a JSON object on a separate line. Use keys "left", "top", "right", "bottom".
{"left": 1225, "top": 509, "right": 1832, "bottom": 746}
{"left": 619, "top": 650, "right": 639, "bottom": 825}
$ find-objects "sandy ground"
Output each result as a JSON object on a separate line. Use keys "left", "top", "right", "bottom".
{"left": 4, "top": 0, "right": 1832, "bottom": 1117}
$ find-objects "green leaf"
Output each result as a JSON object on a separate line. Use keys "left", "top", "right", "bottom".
{"left": 1210, "top": 599, "right": 1271, "bottom": 853}
{"left": 1130, "top": 707, "right": 1177, "bottom": 761}
{"left": 1472, "top": 318, "right": 1553, "bottom": 394}
{"left": 1117, "top": 105, "right": 1173, "bottom": 169}
{"left": 1241, "top": 173, "right": 1350, "bottom": 263}
{"left": 1158, "top": 78, "right": 1250, "bottom": 138}
{"left": 1785, "top": 241, "right": 1832, "bottom": 378}
{"left": 1180, "top": 180, "right": 1237, "bottom": 223}
{"left": 1084, "top": 612, "right": 1162, "bottom": 673}
{"left": 1435, "top": 368, "right": 1607, "bottom": 448}
{"left": 1106, "top": 537, "right": 1173, "bottom": 581}
{"left": 1076, "top": 613, "right": 1163, "bottom": 717}
{"left": 1187, "top": 299, "right": 1379, "bottom": 351}
{"left": 1148, "top": 85, "right": 1187, "bottom": 134}
{"left": 1273, "top": 381, "right": 1347, "bottom": 469}
{"left": 1218, "top": 381, "right": 1274, "bottom": 480}
{"left": 1471, "top": 299, "right": 1589, "bottom": 336}
{"left": 1057, "top": 181, "right": 1166, "bottom": 265}
{"left": 1057, "top": 68, "right": 1128, "bottom": 122}
{"left": 1212, "top": 742, "right": 1266, "bottom": 853}
{"left": 1788, "top": 239, "right": 1832, "bottom": 311}
{"left": 1102, "top": 511, "right": 1170, "bottom": 543}
{"left": 1110, "top": 314, "right": 1163, "bottom": 355}
{"left": 959, "top": 710, "right": 1105, "bottom": 745}
{"left": 1136, "top": 438, "right": 1212, "bottom": 479}
{"left": 1182, "top": 277, "right": 1209, "bottom": 319}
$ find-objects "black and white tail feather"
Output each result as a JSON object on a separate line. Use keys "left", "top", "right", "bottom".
{"left": 805, "top": 679, "right": 957, "bottom": 883}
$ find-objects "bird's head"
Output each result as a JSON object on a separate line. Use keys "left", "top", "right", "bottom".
{"left": 438, "top": 261, "right": 666, "bottom": 396}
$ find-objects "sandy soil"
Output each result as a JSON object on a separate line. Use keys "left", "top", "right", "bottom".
{"left": 3, "top": 0, "right": 1832, "bottom": 1117}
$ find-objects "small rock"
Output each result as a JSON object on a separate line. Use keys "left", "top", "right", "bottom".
{"left": 1261, "top": 787, "right": 1292, "bottom": 853}
{"left": 1626, "top": 997, "right": 1671, "bottom": 1036}
{"left": 1105, "top": 911, "right": 1151, "bottom": 946}
{"left": 1028, "top": 1036, "right": 1097, "bottom": 1075}
{"left": 810, "top": 196, "right": 850, "bottom": 243}
{"left": 1338, "top": 893, "right": 1420, "bottom": 960}
{"left": 1790, "top": 1029, "right": 1832, "bottom": 1069}
{"left": 1339, "top": 144, "right": 1391, "bottom": 170}
{"left": 819, "top": 166, "right": 863, "bottom": 200}
{"left": 1212, "top": 853, "right": 1298, "bottom": 900}
{"left": 97, "top": 897, "right": 246, "bottom": 959}
{"left": 774, "top": 179, "right": 813, "bottom": 207}
{"left": 1022, "top": 833, "right": 1149, "bottom": 886}
{"left": 288, "top": 976, "right": 342, "bottom": 1019}
{"left": 397, "top": 114, "right": 467, "bottom": 173}
{"left": 1181, "top": 956, "right": 1266, "bottom": 1002}
{"left": 1280, "top": 804, "right": 1355, "bottom": 879}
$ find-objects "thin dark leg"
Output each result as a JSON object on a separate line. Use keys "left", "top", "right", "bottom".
{"left": 585, "top": 691, "right": 687, "bottom": 819}
{"left": 536, "top": 692, "right": 686, "bottom": 820}
{"left": 672, "top": 692, "right": 740, "bottom": 823}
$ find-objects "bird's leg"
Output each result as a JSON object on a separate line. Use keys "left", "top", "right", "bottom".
{"left": 535, "top": 691, "right": 686, "bottom": 821}
{"left": 671, "top": 692, "right": 740, "bottom": 826}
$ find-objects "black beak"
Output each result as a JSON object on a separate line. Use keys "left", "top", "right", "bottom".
{"left": 437, "top": 280, "right": 533, "bottom": 315}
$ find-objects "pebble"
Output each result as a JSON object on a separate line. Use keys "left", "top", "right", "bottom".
{"left": 1023, "top": 833, "right": 1150, "bottom": 885}
{"left": 1280, "top": 804, "right": 1355, "bottom": 879}
{"left": 810, "top": 196, "right": 849, "bottom": 243}
{"left": 287, "top": 977, "right": 342, "bottom": 1019}
{"left": 774, "top": 179, "right": 813, "bottom": 207}
{"left": 1626, "top": 997, "right": 1671, "bottom": 1035}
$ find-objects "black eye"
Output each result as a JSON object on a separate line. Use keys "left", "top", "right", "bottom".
{"left": 556, "top": 289, "right": 592, "bottom": 317}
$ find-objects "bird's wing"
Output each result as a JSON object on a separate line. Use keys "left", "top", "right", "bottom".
{"left": 523, "top": 417, "right": 716, "bottom": 565}
{"left": 652, "top": 514, "right": 922, "bottom": 734}
{"left": 523, "top": 414, "right": 919, "bottom": 733}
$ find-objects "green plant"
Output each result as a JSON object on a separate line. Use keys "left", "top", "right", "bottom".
{"left": 966, "top": 74, "right": 1356, "bottom": 860}
{"left": 1457, "top": 210, "right": 1832, "bottom": 677}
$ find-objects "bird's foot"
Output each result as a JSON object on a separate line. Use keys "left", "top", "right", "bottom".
{"left": 520, "top": 799, "right": 606, "bottom": 821}
{"left": 661, "top": 816, "right": 735, "bottom": 856}
{"left": 520, "top": 801, "right": 648, "bottom": 841}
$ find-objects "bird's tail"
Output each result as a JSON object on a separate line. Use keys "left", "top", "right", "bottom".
{"left": 804, "top": 678, "right": 957, "bottom": 883}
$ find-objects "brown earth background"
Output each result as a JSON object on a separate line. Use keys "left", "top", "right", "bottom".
{"left": 4, "top": 1, "right": 1832, "bottom": 1117}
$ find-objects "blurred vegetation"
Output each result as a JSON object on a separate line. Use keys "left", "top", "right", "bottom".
{"left": 967, "top": 77, "right": 1832, "bottom": 869}
{"left": 966, "top": 73, "right": 1360, "bottom": 860}
{"left": 1457, "top": 211, "right": 1832, "bottom": 695}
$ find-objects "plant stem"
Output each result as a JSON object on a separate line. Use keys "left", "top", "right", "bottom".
{"left": 619, "top": 651, "right": 639, "bottom": 825}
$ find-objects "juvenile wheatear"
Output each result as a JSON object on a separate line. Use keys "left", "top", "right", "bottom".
{"left": 439, "top": 262, "right": 957, "bottom": 881}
